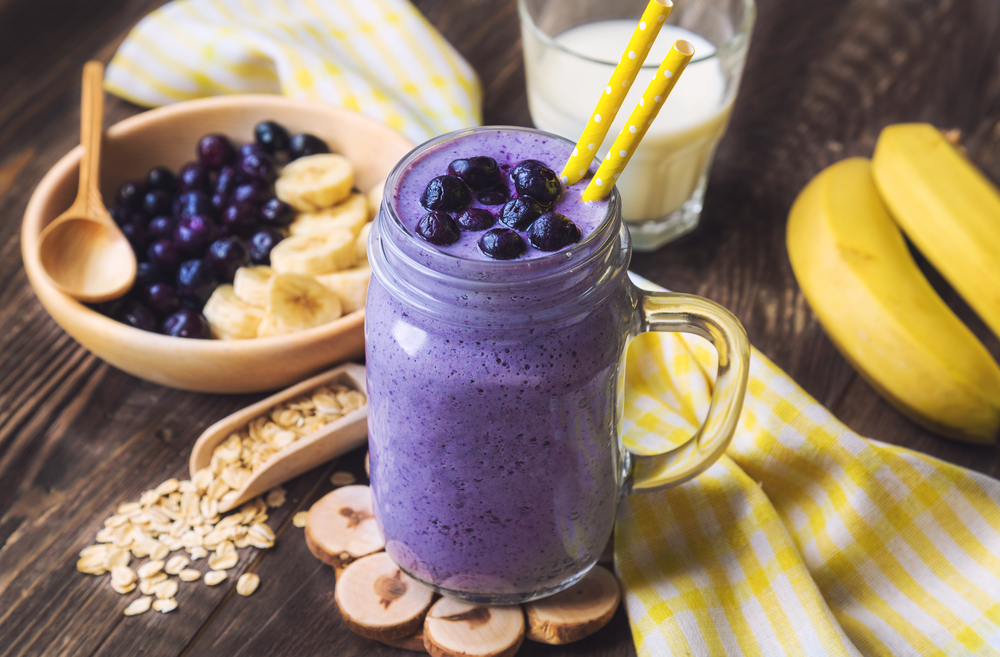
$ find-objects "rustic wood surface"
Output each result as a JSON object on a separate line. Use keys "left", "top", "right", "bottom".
{"left": 1, "top": 0, "right": 999, "bottom": 655}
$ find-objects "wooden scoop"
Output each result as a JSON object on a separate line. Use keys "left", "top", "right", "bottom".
{"left": 190, "top": 362, "right": 368, "bottom": 513}
{"left": 38, "top": 61, "right": 136, "bottom": 303}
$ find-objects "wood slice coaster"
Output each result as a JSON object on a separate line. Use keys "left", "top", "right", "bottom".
{"left": 524, "top": 565, "right": 620, "bottom": 645}
{"left": 334, "top": 552, "right": 435, "bottom": 641}
{"left": 305, "top": 485, "right": 384, "bottom": 574}
{"left": 380, "top": 630, "right": 428, "bottom": 652}
{"left": 423, "top": 598, "right": 524, "bottom": 657}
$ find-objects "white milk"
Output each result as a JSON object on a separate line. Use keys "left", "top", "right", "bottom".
{"left": 526, "top": 22, "right": 732, "bottom": 223}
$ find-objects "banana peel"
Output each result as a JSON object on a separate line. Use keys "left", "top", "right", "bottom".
{"left": 787, "top": 157, "right": 1000, "bottom": 443}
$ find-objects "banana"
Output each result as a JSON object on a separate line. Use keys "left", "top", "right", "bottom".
{"left": 269, "top": 230, "right": 356, "bottom": 276}
{"left": 787, "top": 157, "right": 1000, "bottom": 443}
{"left": 232, "top": 266, "right": 273, "bottom": 308}
{"left": 258, "top": 273, "right": 343, "bottom": 337}
{"left": 289, "top": 193, "right": 369, "bottom": 238}
{"left": 315, "top": 266, "right": 371, "bottom": 314}
{"left": 276, "top": 154, "right": 354, "bottom": 212}
{"left": 872, "top": 123, "right": 1000, "bottom": 339}
{"left": 203, "top": 284, "right": 265, "bottom": 339}
{"left": 356, "top": 222, "right": 371, "bottom": 264}
{"left": 367, "top": 177, "right": 387, "bottom": 218}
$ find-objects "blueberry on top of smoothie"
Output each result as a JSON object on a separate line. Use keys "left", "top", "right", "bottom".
{"left": 478, "top": 227, "right": 526, "bottom": 260}
{"left": 447, "top": 157, "right": 501, "bottom": 190}
{"left": 498, "top": 196, "right": 543, "bottom": 230}
{"left": 527, "top": 212, "right": 582, "bottom": 251}
{"left": 417, "top": 211, "right": 462, "bottom": 246}
{"left": 421, "top": 175, "right": 471, "bottom": 213}
{"left": 476, "top": 186, "right": 509, "bottom": 206}
{"left": 455, "top": 208, "right": 496, "bottom": 232}
{"left": 510, "top": 159, "right": 561, "bottom": 208}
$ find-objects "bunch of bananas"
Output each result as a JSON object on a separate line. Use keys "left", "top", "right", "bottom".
{"left": 203, "top": 155, "right": 379, "bottom": 340}
{"left": 787, "top": 124, "right": 1000, "bottom": 443}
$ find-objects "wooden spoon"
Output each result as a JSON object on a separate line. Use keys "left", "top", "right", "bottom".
{"left": 38, "top": 61, "right": 136, "bottom": 303}
{"left": 189, "top": 362, "right": 368, "bottom": 513}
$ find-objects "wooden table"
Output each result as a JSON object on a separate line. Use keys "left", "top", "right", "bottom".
{"left": 2, "top": 0, "right": 999, "bottom": 655}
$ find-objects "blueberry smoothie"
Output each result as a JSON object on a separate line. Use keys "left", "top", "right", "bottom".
{"left": 365, "top": 127, "right": 633, "bottom": 603}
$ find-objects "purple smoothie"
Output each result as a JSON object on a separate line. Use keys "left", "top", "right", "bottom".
{"left": 366, "top": 127, "right": 631, "bottom": 602}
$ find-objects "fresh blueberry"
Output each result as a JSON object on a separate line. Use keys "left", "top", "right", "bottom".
{"left": 221, "top": 202, "right": 259, "bottom": 236}
{"left": 527, "top": 212, "right": 582, "bottom": 251}
{"left": 147, "top": 216, "right": 176, "bottom": 241}
{"left": 215, "top": 165, "right": 241, "bottom": 196}
{"left": 120, "top": 300, "right": 159, "bottom": 332}
{"left": 478, "top": 228, "right": 526, "bottom": 260}
{"left": 254, "top": 120, "right": 291, "bottom": 154}
{"left": 128, "top": 212, "right": 151, "bottom": 229}
{"left": 109, "top": 205, "right": 129, "bottom": 226}
{"left": 174, "top": 214, "right": 217, "bottom": 257}
{"left": 233, "top": 181, "right": 270, "bottom": 206}
{"left": 498, "top": 196, "right": 543, "bottom": 230}
{"left": 146, "top": 166, "right": 178, "bottom": 194}
{"left": 420, "top": 175, "right": 471, "bottom": 213}
{"left": 289, "top": 133, "right": 330, "bottom": 159}
{"left": 142, "top": 190, "right": 174, "bottom": 217}
{"left": 510, "top": 159, "right": 561, "bottom": 208}
{"left": 455, "top": 208, "right": 496, "bottom": 231}
{"left": 476, "top": 186, "right": 509, "bottom": 206}
{"left": 197, "top": 134, "right": 236, "bottom": 170}
{"left": 178, "top": 161, "right": 212, "bottom": 194}
{"left": 175, "top": 259, "right": 218, "bottom": 307}
{"left": 147, "top": 239, "right": 182, "bottom": 274}
{"left": 174, "top": 191, "right": 214, "bottom": 220}
{"left": 135, "top": 261, "right": 164, "bottom": 289}
{"left": 211, "top": 193, "right": 229, "bottom": 214}
{"left": 240, "top": 142, "right": 267, "bottom": 158}
{"left": 239, "top": 151, "right": 277, "bottom": 184}
{"left": 161, "top": 309, "right": 211, "bottom": 339}
{"left": 143, "top": 282, "right": 181, "bottom": 318}
{"left": 206, "top": 236, "right": 250, "bottom": 282}
{"left": 415, "top": 211, "right": 461, "bottom": 246}
{"left": 259, "top": 197, "right": 294, "bottom": 227}
{"left": 248, "top": 228, "right": 284, "bottom": 265}
{"left": 116, "top": 179, "right": 147, "bottom": 211}
{"left": 447, "top": 157, "right": 501, "bottom": 190}
{"left": 121, "top": 221, "right": 148, "bottom": 254}
{"left": 90, "top": 297, "right": 124, "bottom": 319}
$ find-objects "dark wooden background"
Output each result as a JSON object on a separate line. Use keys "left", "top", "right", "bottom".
{"left": 2, "top": 0, "right": 999, "bottom": 655}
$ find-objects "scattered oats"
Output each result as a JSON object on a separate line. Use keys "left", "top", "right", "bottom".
{"left": 209, "top": 549, "right": 238, "bottom": 571}
{"left": 188, "top": 546, "right": 209, "bottom": 560}
{"left": 179, "top": 569, "right": 202, "bottom": 582}
{"left": 204, "top": 570, "right": 227, "bottom": 586}
{"left": 117, "top": 502, "right": 141, "bottom": 515}
{"left": 236, "top": 573, "right": 260, "bottom": 597}
{"left": 330, "top": 471, "right": 356, "bottom": 487}
{"left": 181, "top": 530, "right": 204, "bottom": 549}
{"left": 112, "top": 580, "right": 137, "bottom": 594}
{"left": 265, "top": 487, "right": 286, "bottom": 508}
{"left": 139, "top": 572, "right": 168, "bottom": 595}
{"left": 292, "top": 512, "right": 307, "bottom": 528}
{"left": 165, "top": 555, "right": 189, "bottom": 575}
{"left": 152, "top": 598, "right": 178, "bottom": 613}
{"left": 104, "top": 514, "right": 129, "bottom": 528}
{"left": 193, "top": 468, "right": 213, "bottom": 492}
{"left": 149, "top": 543, "right": 170, "bottom": 562}
{"left": 154, "top": 579, "right": 178, "bottom": 600}
{"left": 155, "top": 479, "right": 180, "bottom": 496}
{"left": 235, "top": 536, "right": 252, "bottom": 549}
{"left": 137, "top": 561, "right": 164, "bottom": 579}
{"left": 130, "top": 539, "right": 159, "bottom": 559}
{"left": 105, "top": 548, "right": 131, "bottom": 569}
{"left": 220, "top": 491, "right": 241, "bottom": 508}
{"left": 111, "top": 566, "right": 137, "bottom": 588}
{"left": 77, "top": 554, "right": 107, "bottom": 576}
{"left": 124, "top": 596, "right": 152, "bottom": 616}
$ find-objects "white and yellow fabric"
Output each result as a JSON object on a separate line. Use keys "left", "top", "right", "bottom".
{"left": 107, "top": 8, "right": 1000, "bottom": 655}
{"left": 104, "top": 0, "right": 481, "bottom": 143}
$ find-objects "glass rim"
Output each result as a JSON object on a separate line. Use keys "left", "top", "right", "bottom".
{"left": 517, "top": 0, "right": 756, "bottom": 66}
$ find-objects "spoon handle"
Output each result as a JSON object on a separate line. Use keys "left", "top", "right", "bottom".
{"left": 76, "top": 61, "right": 106, "bottom": 217}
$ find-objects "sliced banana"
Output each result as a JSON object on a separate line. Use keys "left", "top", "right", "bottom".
{"left": 356, "top": 222, "right": 371, "bottom": 264}
{"left": 203, "top": 284, "right": 265, "bottom": 339}
{"left": 315, "top": 266, "right": 371, "bottom": 314}
{"left": 290, "top": 193, "right": 369, "bottom": 238}
{"left": 258, "top": 273, "right": 342, "bottom": 336}
{"left": 367, "top": 177, "right": 387, "bottom": 218}
{"left": 276, "top": 153, "right": 354, "bottom": 211}
{"left": 232, "top": 266, "right": 274, "bottom": 308}
{"left": 270, "top": 230, "right": 356, "bottom": 276}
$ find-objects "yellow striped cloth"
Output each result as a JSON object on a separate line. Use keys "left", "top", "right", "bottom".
{"left": 104, "top": 0, "right": 481, "bottom": 143}
{"left": 622, "top": 275, "right": 1000, "bottom": 656}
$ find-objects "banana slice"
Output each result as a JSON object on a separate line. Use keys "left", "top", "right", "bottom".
{"left": 232, "top": 266, "right": 274, "bottom": 308}
{"left": 269, "top": 230, "right": 356, "bottom": 276}
{"left": 203, "top": 284, "right": 265, "bottom": 339}
{"left": 290, "top": 193, "right": 369, "bottom": 238}
{"left": 356, "top": 222, "right": 371, "bottom": 264}
{"left": 368, "top": 177, "right": 387, "bottom": 218}
{"left": 276, "top": 154, "right": 354, "bottom": 211}
{"left": 315, "top": 266, "right": 371, "bottom": 314}
{"left": 258, "top": 273, "right": 342, "bottom": 336}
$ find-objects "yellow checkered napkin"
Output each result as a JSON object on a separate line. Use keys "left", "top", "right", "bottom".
{"left": 104, "top": 0, "right": 481, "bottom": 143}
{"left": 622, "top": 277, "right": 1000, "bottom": 656}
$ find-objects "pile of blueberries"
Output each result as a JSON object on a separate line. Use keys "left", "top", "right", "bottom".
{"left": 95, "top": 121, "right": 329, "bottom": 338}
{"left": 417, "top": 157, "right": 582, "bottom": 259}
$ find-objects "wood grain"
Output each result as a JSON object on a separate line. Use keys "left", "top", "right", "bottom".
{"left": 0, "top": 0, "right": 999, "bottom": 655}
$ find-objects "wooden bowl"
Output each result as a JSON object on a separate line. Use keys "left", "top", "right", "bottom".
{"left": 21, "top": 95, "right": 413, "bottom": 393}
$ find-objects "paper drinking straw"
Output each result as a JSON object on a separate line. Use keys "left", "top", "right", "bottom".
{"left": 559, "top": 0, "right": 674, "bottom": 186}
{"left": 581, "top": 40, "right": 695, "bottom": 202}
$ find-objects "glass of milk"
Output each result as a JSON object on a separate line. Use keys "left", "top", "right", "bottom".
{"left": 519, "top": 0, "right": 755, "bottom": 250}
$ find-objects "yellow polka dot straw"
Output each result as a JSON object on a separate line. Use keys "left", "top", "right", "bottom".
{"left": 559, "top": 0, "right": 674, "bottom": 186}
{"left": 581, "top": 40, "right": 694, "bottom": 202}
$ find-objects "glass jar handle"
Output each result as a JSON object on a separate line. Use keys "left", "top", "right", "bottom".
{"left": 626, "top": 286, "right": 751, "bottom": 493}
